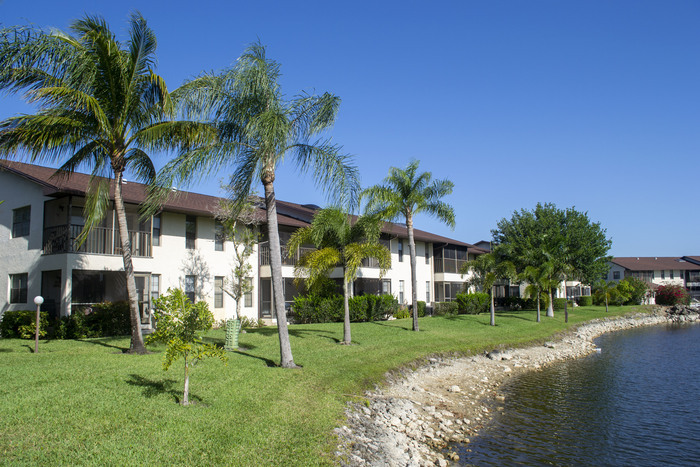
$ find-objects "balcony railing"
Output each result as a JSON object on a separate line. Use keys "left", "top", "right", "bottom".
{"left": 259, "top": 244, "right": 315, "bottom": 266}
{"left": 43, "top": 224, "right": 151, "bottom": 257}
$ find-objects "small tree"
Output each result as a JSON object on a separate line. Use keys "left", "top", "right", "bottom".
{"left": 593, "top": 280, "right": 615, "bottom": 312}
{"left": 147, "top": 289, "right": 227, "bottom": 406}
{"left": 462, "top": 253, "right": 515, "bottom": 326}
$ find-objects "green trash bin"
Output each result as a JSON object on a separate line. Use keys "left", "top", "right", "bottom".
{"left": 225, "top": 318, "right": 241, "bottom": 351}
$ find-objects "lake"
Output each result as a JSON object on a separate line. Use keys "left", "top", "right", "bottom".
{"left": 456, "top": 323, "right": 700, "bottom": 466}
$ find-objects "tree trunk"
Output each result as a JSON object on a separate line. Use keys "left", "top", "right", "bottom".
{"left": 114, "top": 172, "right": 146, "bottom": 354}
{"left": 183, "top": 357, "right": 190, "bottom": 406}
{"left": 536, "top": 290, "right": 541, "bottom": 323}
{"left": 342, "top": 274, "right": 351, "bottom": 344}
{"left": 262, "top": 175, "right": 297, "bottom": 368}
{"left": 490, "top": 285, "right": 495, "bottom": 326}
{"left": 563, "top": 274, "right": 569, "bottom": 323}
{"left": 605, "top": 295, "right": 609, "bottom": 313}
{"left": 547, "top": 288, "right": 554, "bottom": 317}
{"left": 406, "top": 214, "right": 419, "bottom": 332}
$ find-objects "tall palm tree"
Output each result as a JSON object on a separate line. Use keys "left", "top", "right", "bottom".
{"left": 288, "top": 208, "right": 390, "bottom": 344}
{"left": 151, "top": 43, "right": 359, "bottom": 368}
{"left": 0, "top": 14, "right": 187, "bottom": 354}
{"left": 520, "top": 265, "right": 558, "bottom": 323}
{"left": 362, "top": 160, "right": 454, "bottom": 331}
{"left": 462, "top": 253, "right": 515, "bottom": 326}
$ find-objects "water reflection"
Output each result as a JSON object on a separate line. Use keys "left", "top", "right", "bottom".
{"left": 457, "top": 324, "right": 700, "bottom": 466}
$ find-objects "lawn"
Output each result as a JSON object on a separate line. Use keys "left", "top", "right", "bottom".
{"left": 0, "top": 306, "right": 646, "bottom": 465}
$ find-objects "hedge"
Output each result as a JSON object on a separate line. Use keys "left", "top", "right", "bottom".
{"left": 292, "top": 294, "right": 399, "bottom": 324}
{"left": 0, "top": 310, "right": 49, "bottom": 338}
{"left": 455, "top": 292, "right": 489, "bottom": 314}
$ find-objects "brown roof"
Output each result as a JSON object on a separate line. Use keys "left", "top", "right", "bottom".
{"left": 1, "top": 160, "right": 480, "bottom": 249}
{"left": 610, "top": 257, "right": 700, "bottom": 271}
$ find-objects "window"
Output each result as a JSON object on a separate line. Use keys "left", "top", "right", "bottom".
{"left": 244, "top": 277, "right": 253, "bottom": 307}
{"left": 382, "top": 279, "right": 391, "bottom": 295}
{"left": 184, "top": 275, "right": 196, "bottom": 303}
{"left": 215, "top": 220, "right": 225, "bottom": 251}
{"left": 426, "top": 281, "right": 431, "bottom": 303}
{"left": 185, "top": 216, "right": 196, "bottom": 249}
{"left": 150, "top": 275, "right": 160, "bottom": 302}
{"left": 9, "top": 273, "right": 28, "bottom": 303}
{"left": 12, "top": 206, "right": 31, "bottom": 238}
{"left": 152, "top": 214, "right": 161, "bottom": 246}
{"left": 425, "top": 246, "right": 429, "bottom": 265}
{"left": 613, "top": 271, "right": 620, "bottom": 280}
{"left": 399, "top": 280, "right": 405, "bottom": 303}
{"left": 671, "top": 270, "right": 675, "bottom": 280}
{"left": 661, "top": 270, "right": 666, "bottom": 280}
{"left": 398, "top": 239, "right": 404, "bottom": 262}
{"left": 214, "top": 276, "right": 224, "bottom": 308}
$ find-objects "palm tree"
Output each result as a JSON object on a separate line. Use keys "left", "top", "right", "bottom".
{"left": 520, "top": 265, "right": 558, "bottom": 323}
{"left": 362, "top": 160, "right": 454, "bottom": 331}
{"left": 288, "top": 208, "right": 390, "bottom": 344}
{"left": 462, "top": 253, "right": 515, "bottom": 326}
{"left": 594, "top": 279, "right": 615, "bottom": 313}
{"left": 151, "top": 43, "right": 359, "bottom": 368}
{"left": 0, "top": 14, "right": 187, "bottom": 354}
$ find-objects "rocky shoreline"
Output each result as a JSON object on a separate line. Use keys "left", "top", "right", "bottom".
{"left": 335, "top": 306, "right": 700, "bottom": 466}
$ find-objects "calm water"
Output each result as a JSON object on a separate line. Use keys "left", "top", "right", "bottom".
{"left": 457, "top": 324, "right": 700, "bottom": 466}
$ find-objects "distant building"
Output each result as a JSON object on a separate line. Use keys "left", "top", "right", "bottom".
{"left": 606, "top": 257, "right": 700, "bottom": 300}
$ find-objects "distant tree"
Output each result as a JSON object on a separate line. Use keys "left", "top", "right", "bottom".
{"left": 619, "top": 276, "right": 650, "bottom": 305}
{"left": 520, "top": 265, "right": 558, "bottom": 322}
{"left": 0, "top": 14, "right": 191, "bottom": 354}
{"left": 362, "top": 160, "right": 455, "bottom": 332}
{"left": 492, "top": 203, "right": 612, "bottom": 321}
{"left": 462, "top": 253, "right": 515, "bottom": 326}
{"left": 151, "top": 42, "right": 359, "bottom": 368}
{"left": 287, "top": 208, "right": 390, "bottom": 344}
{"left": 147, "top": 289, "right": 227, "bottom": 406}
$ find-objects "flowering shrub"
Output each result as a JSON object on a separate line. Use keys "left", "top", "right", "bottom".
{"left": 655, "top": 284, "right": 690, "bottom": 306}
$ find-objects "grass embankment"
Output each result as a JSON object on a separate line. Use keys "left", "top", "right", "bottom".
{"left": 0, "top": 306, "right": 646, "bottom": 465}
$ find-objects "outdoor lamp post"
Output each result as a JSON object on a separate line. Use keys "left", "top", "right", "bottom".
{"left": 33, "top": 295, "right": 44, "bottom": 354}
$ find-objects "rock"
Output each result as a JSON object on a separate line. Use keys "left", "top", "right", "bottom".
{"left": 447, "top": 385, "right": 461, "bottom": 393}
{"left": 544, "top": 341, "right": 556, "bottom": 348}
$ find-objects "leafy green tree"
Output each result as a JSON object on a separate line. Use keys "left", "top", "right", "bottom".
{"left": 151, "top": 43, "right": 359, "bottom": 368}
{"left": 619, "top": 276, "right": 649, "bottom": 305}
{"left": 362, "top": 160, "right": 455, "bottom": 332}
{"left": 147, "top": 289, "right": 227, "bottom": 406}
{"left": 462, "top": 253, "right": 515, "bottom": 326}
{"left": 287, "top": 208, "right": 390, "bottom": 344}
{"left": 492, "top": 203, "right": 611, "bottom": 320}
{"left": 0, "top": 14, "right": 187, "bottom": 354}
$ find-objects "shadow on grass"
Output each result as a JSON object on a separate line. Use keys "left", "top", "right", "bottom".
{"left": 232, "top": 350, "right": 278, "bottom": 368}
{"left": 250, "top": 326, "right": 340, "bottom": 342}
{"left": 76, "top": 338, "right": 129, "bottom": 353}
{"left": 125, "top": 374, "right": 201, "bottom": 405}
{"left": 497, "top": 312, "right": 537, "bottom": 322}
{"left": 0, "top": 348, "right": 12, "bottom": 352}
{"left": 370, "top": 321, "right": 413, "bottom": 331}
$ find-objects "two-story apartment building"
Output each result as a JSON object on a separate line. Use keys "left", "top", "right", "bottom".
{"left": 606, "top": 257, "right": 700, "bottom": 301}
{"left": 0, "top": 161, "right": 486, "bottom": 324}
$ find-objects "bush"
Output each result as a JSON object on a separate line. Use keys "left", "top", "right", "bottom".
{"left": 0, "top": 310, "right": 49, "bottom": 338}
{"left": 619, "top": 276, "right": 649, "bottom": 305}
{"left": 552, "top": 298, "right": 568, "bottom": 311}
{"left": 53, "top": 301, "right": 131, "bottom": 339}
{"left": 455, "top": 292, "right": 489, "bottom": 314}
{"left": 433, "top": 301, "right": 459, "bottom": 316}
{"left": 577, "top": 296, "right": 593, "bottom": 306}
{"left": 417, "top": 301, "right": 426, "bottom": 318}
{"left": 655, "top": 284, "right": 690, "bottom": 306}
{"left": 292, "top": 294, "right": 399, "bottom": 324}
{"left": 393, "top": 307, "right": 410, "bottom": 319}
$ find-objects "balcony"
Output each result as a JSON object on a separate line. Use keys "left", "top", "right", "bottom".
{"left": 43, "top": 224, "right": 151, "bottom": 257}
{"left": 259, "top": 244, "right": 315, "bottom": 267}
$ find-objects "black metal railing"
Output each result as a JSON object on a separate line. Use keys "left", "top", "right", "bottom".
{"left": 43, "top": 224, "right": 151, "bottom": 257}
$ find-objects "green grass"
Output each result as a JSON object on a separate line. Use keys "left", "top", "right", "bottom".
{"left": 0, "top": 306, "right": 647, "bottom": 465}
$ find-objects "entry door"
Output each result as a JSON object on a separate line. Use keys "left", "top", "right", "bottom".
{"left": 134, "top": 274, "right": 150, "bottom": 324}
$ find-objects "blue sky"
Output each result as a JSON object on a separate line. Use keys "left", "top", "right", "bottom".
{"left": 1, "top": 0, "right": 698, "bottom": 257}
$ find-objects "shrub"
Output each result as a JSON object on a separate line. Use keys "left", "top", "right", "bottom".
{"left": 455, "top": 292, "right": 489, "bottom": 314}
{"left": 655, "top": 284, "right": 690, "bottom": 306}
{"left": 417, "top": 301, "right": 426, "bottom": 318}
{"left": 552, "top": 298, "right": 568, "bottom": 311}
{"left": 0, "top": 310, "right": 49, "bottom": 339}
{"left": 393, "top": 307, "right": 410, "bottom": 319}
{"left": 53, "top": 302, "right": 131, "bottom": 339}
{"left": 433, "top": 301, "right": 459, "bottom": 316}
{"left": 240, "top": 316, "right": 263, "bottom": 328}
{"left": 292, "top": 294, "right": 398, "bottom": 324}
{"left": 577, "top": 296, "right": 593, "bottom": 306}
{"left": 619, "top": 276, "right": 649, "bottom": 305}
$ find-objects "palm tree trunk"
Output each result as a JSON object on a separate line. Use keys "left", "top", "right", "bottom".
{"left": 342, "top": 274, "right": 351, "bottom": 344}
{"left": 563, "top": 274, "right": 569, "bottom": 323}
{"left": 113, "top": 173, "right": 146, "bottom": 354}
{"left": 406, "top": 214, "right": 419, "bottom": 332}
{"left": 262, "top": 175, "right": 297, "bottom": 368}
{"left": 536, "top": 290, "right": 541, "bottom": 323}
{"left": 490, "top": 285, "right": 495, "bottom": 326}
{"left": 605, "top": 295, "right": 609, "bottom": 313}
{"left": 547, "top": 287, "right": 554, "bottom": 317}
